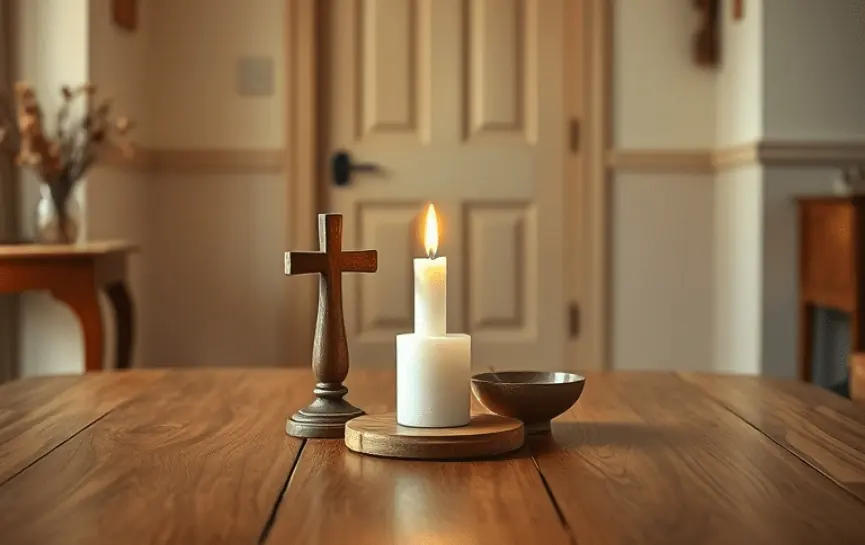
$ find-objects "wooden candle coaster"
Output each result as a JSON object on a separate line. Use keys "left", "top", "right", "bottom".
{"left": 344, "top": 413, "right": 524, "bottom": 460}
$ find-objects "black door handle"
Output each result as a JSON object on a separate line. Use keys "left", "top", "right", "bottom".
{"left": 331, "top": 150, "right": 380, "bottom": 187}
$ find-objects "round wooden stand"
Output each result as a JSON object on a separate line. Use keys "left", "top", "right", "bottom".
{"left": 344, "top": 413, "right": 525, "bottom": 460}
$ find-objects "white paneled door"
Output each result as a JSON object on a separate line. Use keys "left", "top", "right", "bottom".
{"left": 325, "top": 0, "right": 571, "bottom": 371}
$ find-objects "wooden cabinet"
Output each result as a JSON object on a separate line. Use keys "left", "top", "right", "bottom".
{"left": 797, "top": 197, "right": 865, "bottom": 382}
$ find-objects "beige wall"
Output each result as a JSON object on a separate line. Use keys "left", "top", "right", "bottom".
{"left": 714, "top": 0, "right": 865, "bottom": 377}
{"left": 716, "top": 0, "right": 763, "bottom": 147}
{"left": 147, "top": 0, "right": 285, "bottom": 149}
{"left": 13, "top": 0, "right": 290, "bottom": 373}
{"left": 614, "top": 1, "right": 716, "bottom": 149}
{"left": 142, "top": 0, "right": 289, "bottom": 367}
{"left": 17, "top": 0, "right": 861, "bottom": 375}
{"left": 143, "top": 0, "right": 720, "bottom": 372}
{"left": 85, "top": 0, "right": 154, "bottom": 371}
{"left": 9, "top": 0, "right": 720, "bottom": 374}
{"left": 14, "top": 0, "right": 153, "bottom": 375}
{"left": 12, "top": 0, "right": 90, "bottom": 376}
{"left": 611, "top": 1, "right": 715, "bottom": 371}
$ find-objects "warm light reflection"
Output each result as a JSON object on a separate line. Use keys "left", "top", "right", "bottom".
{"left": 424, "top": 203, "right": 439, "bottom": 259}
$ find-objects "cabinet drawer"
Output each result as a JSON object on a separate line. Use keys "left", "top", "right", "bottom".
{"left": 801, "top": 203, "right": 853, "bottom": 301}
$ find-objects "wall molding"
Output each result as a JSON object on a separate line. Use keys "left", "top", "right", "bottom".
{"left": 100, "top": 147, "right": 285, "bottom": 174}
{"left": 101, "top": 140, "right": 865, "bottom": 176}
{"left": 608, "top": 140, "right": 865, "bottom": 174}
{"left": 607, "top": 149, "right": 714, "bottom": 173}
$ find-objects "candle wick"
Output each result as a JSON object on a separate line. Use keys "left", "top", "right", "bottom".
{"left": 428, "top": 248, "right": 437, "bottom": 260}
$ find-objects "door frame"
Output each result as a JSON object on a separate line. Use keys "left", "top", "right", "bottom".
{"left": 284, "top": 0, "right": 612, "bottom": 370}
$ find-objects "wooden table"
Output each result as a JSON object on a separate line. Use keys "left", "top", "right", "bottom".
{"left": 0, "top": 241, "right": 136, "bottom": 372}
{"left": 1, "top": 370, "right": 865, "bottom": 545}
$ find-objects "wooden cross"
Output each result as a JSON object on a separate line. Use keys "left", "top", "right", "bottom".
{"left": 284, "top": 213, "right": 377, "bottom": 438}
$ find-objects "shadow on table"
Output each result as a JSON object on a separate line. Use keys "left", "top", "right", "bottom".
{"left": 527, "top": 421, "right": 692, "bottom": 453}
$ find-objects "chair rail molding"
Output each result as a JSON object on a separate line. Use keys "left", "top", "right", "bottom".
{"left": 97, "top": 139, "right": 865, "bottom": 176}
{"left": 609, "top": 139, "right": 865, "bottom": 174}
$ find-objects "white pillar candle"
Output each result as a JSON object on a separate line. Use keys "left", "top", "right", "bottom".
{"left": 414, "top": 257, "right": 447, "bottom": 336}
{"left": 395, "top": 203, "right": 472, "bottom": 428}
{"left": 396, "top": 333, "right": 471, "bottom": 427}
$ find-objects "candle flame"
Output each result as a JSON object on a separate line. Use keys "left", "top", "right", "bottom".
{"left": 424, "top": 204, "right": 439, "bottom": 259}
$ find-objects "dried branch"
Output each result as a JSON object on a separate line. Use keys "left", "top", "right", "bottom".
{"left": 0, "top": 81, "right": 135, "bottom": 193}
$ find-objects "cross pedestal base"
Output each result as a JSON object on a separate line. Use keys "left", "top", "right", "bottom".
{"left": 286, "top": 383, "right": 365, "bottom": 438}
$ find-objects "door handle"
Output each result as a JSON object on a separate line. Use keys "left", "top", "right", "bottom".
{"left": 331, "top": 150, "right": 381, "bottom": 187}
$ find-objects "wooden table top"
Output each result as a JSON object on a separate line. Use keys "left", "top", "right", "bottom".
{"left": 0, "top": 240, "right": 137, "bottom": 259}
{"left": 1, "top": 370, "right": 864, "bottom": 545}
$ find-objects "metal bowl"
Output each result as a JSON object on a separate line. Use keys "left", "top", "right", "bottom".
{"left": 471, "top": 371, "right": 586, "bottom": 434}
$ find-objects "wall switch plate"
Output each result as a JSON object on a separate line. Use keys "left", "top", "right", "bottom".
{"left": 236, "top": 56, "right": 274, "bottom": 97}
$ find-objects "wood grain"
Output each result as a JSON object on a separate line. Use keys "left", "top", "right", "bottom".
{"left": 269, "top": 370, "right": 570, "bottom": 544}
{"left": 531, "top": 372, "right": 865, "bottom": 545}
{"left": 0, "top": 370, "right": 307, "bottom": 545}
{"left": 852, "top": 353, "right": 865, "bottom": 403}
{"left": 3, "top": 370, "right": 865, "bottom": 545}
{"left": 0, "top": 371, "right": 163, "bottom": 484}
{"left": 267, "top": 440, "right": 571, "bottom": 545}
{"left": 345, "top": 413, "right": 524, "bottom": 460}
{"left": 681, "top": 372, "right": 865, "bottom": 502}
{"left": 0, "top": 240, "right": 136, "bottom": 257}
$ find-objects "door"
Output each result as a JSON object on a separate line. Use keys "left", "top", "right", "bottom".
{"left": 325, "top": 0, "right": 571, "bottom": 371}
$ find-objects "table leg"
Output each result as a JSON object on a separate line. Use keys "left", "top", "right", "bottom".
{"left": 798, "top": 302, "right": 814, "bottom": 382}
{"left": 52, "top": 286, "right": 104, "bottom": 373}
{"left": 104, "top": 281, "right": 135, "bottom": 370}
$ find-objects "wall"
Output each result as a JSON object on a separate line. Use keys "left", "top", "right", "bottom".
{"left": 89, "top": 0, "right": 720, "bottom": 372}
{"left": 85, "top": 0, "right": 153, "bottom": 370}
{"left": 12, "top": 0, "right": 90, "bottom": 376}
{"left": 12, "top": 0, "right": 154, "bottom": 376}
{"left": 713, "top": 166, "right": 762, "bottom": 375}
{"left": 12, "top": 0, "right": 290, "bottom": 372}
{"left": 715, "top": 0, "right": 763, "bottom": 147}
{"left": 762, "top": 0, "right": 865, "bottom": 141}
{"left": 611, "top": 1, "right": 716, "bottom": 371}
{"left": 18, "top": 0, "right": 859, "bottom": 375}
{"left": 762, "top": 0, "right": 865, "bottom": 378}
{"left": 714, "top": 0, "right": 865, "bottom": 377}
{"left": 712, "top": 0, "right": 764, "bottom": 375}
{"left": 142, "top": 0, "right": 289, "bottom": 367}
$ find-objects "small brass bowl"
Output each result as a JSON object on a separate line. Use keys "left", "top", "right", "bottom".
{"left": 471, "top": 371, "right": 586, "bottom": 434}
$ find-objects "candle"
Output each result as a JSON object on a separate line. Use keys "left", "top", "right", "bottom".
{"left": 414, "top": 205, "right": 446, "bottom": 336}
{"left": 396, "top": 204, "right": 472, "bottom": 428}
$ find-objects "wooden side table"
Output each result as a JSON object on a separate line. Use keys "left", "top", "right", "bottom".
{"left": 0, "top": 241, "right": 137, "bottom": 373}
{"left": 797, "top": 196, "right": 865, "bottom": 383}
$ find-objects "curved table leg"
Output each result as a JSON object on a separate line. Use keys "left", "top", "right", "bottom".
{"left": 52, "top": 286, "right": 104, "bottom": 373}
{"left": 105, "top": 281, "right": 135, "bottom": 370}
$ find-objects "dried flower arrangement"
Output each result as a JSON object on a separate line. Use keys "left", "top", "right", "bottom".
{"left": 0, "top": 82, "right": 135, "bottom": 243}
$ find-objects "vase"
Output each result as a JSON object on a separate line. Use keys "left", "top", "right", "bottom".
{"left": 33, "top": 184, "right": 81, "bottom": 244}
